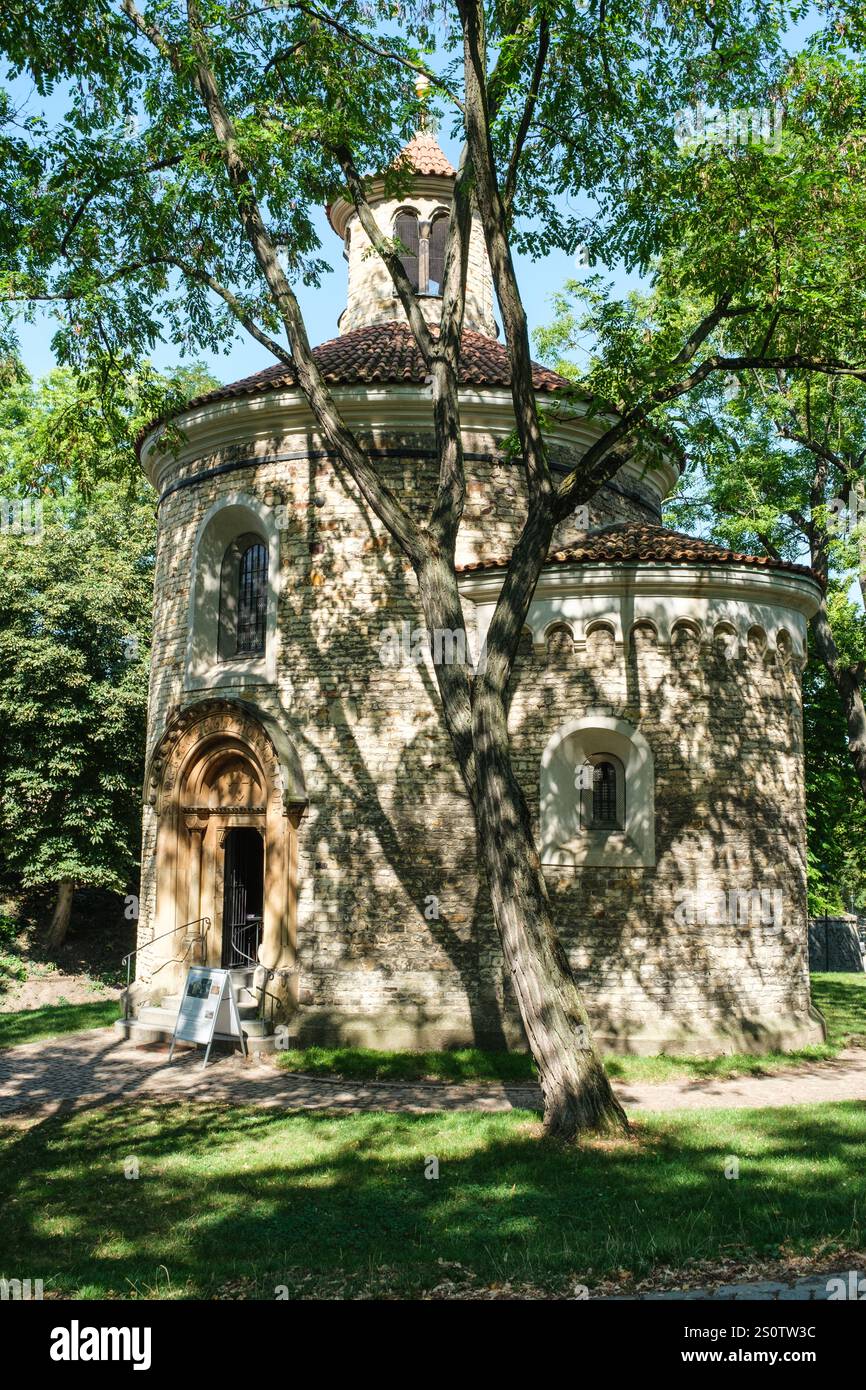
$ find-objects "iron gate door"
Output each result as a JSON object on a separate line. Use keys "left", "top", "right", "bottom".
{"left": 221, "top": 828, "right": 264, "bottom": 967}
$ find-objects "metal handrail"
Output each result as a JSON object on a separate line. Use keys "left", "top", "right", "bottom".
{"left": 227, "top": 914, "right": 262, "bottom": 970}
{"left": 122, "top": 918, "right": 211, "bottom": 1019}
{"left": 224, "top": 935, "right": 298, "bottom": 1024}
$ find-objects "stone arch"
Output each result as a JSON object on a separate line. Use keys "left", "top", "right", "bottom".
{"left": 671, "top": 617, "right": 702, "bottom": 644}
{"left": 544, "top": 620, "right": 575, "bottom": 657}
{"left": 671, "top": 618, "right": 702, "bottom": 671}
{"left": 747, "top": 624, "right": 768, "bottom": 660}
{"left": 393, "top": 206, "right": 420, "bottom": 289}
{"left": 713, "top": 620, "right": 739, "bottom": 660}
{"left": 427, "top": 207, "right": 451, "bottom": 294}
{"left": 144, "top": 698, "right": 305, "bottom": 1004}
{"left": 185, "top": 492, "right": 281, "bottom": 690}
{"left": 629, "top": 619, "right": 658, "bottom": 653}
{"left": 516, "top": 624, "right": 535, "bottom": 661}
{"left": 776, "top": 627, "right": 794, "bottom": 666}
{"left": 585, "top": 620, "right": 617, "bottom": 663}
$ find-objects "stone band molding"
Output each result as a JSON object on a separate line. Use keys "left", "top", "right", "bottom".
{"left": 459, "top": 560, "right": 822, "bottom": 662}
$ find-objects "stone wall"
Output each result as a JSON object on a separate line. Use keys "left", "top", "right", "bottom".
{"left": 507, "top": 622, "right": 818, "bottom": 1052}
{"left": 136, "top": 415, "right": 822, "bottom": 1054}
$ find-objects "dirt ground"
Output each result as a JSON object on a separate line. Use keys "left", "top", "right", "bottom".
{"left": 0, "top": 886, "right": 133, "bottom": 1013}
{"left": 0, "top": 968, "right": 122, "bottom": 1012}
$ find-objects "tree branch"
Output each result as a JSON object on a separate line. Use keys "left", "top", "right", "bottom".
{"left": 228, "top": 1, "right": 464, "bottom": 111}
{"left": 332, "top": 144, "right": 434, "bottom": 363}
{"left": 164, "top": 0, "right": 425, "bottom": 563}
{"left": 556, "top": 352, "right": 866, "bottom": 522}
{"left": 502, "top": 16, "right": 549, "bottom": 218}
{"left": 458, "top": 0, "right": 554, "bottom": 513}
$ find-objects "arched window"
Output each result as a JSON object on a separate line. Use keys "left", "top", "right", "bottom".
{"left": 428, "top": 213, "right": 450, "bottom": 295}
{"left": 217, "top": 530, "right": 269, "bottom": 661}
{"left": 540, "top": 722, "right": 651, "bottom": 867}
{"left": 236, "top": 541, "right": 268, "bottom": 654}
{"left": 186, "top": 497, "right": 278, "bottom": 690}
{"left": 394, "top": 211, "right": 420, "bottom": 290}
{"left": 592, "top": 760, "right": 618, "bottom": 827}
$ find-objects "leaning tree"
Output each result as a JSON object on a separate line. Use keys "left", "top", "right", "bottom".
{"left": 3, "top": 2, "right": 866, "bottom": 1135}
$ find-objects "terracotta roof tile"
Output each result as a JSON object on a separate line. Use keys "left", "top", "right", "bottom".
{"left": 394, "top": 129, "right": 456, "bottom": 178}
{"left": 457, "top": 522, "right": 819, "bottom": 581}
{"left": 137, "top": 323, "right": 573, "bottom": 448}
{"left": 137, "top": 325, "right": 684, "bottom": 475}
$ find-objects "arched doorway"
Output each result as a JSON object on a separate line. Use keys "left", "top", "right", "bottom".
{"left": 141, "top": 699, "right": 306, "bottom": 1011}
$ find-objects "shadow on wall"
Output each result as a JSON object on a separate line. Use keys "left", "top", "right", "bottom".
{"left": 511, "top": 612, "right": 819, "bottom": 1053}
{"left": 141, "top": 440, "right": 820, "bottom": 1056}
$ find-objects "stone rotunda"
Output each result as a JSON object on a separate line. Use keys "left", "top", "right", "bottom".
{"left": 127, "top": 129, "right": 825, "bottom": 1056}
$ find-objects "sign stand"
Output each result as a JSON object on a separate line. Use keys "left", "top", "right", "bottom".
{"left": 169, "top": 966, "right": 248, "bottom": 1070}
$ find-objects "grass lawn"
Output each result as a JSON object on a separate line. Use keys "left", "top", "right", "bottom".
{"left": 0, "top": 1099, "right": 862, "bottom": 1299}
{"left": 811, "top": 972, "right": 866, "bottom": 1047}
{"left": 0, "top": 999, "right": 119, "bottom": 1050}
{"left": 275, "top": 972, "right": 866, "bottom": 1085}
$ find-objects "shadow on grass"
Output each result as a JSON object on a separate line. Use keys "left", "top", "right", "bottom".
{"left": 275, "top": 974, "right": 866, "bottom": 1086}
{"left": 277, "top": 1045, "right": 537, "bottom": 1083}
{"left": 0, "top": 1098, "right": 863, "bottom": 1298}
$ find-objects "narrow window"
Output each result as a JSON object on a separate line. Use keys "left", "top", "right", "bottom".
{"left": 394, "top": 211, "right": 420, "bottom": 290}
{"left": 428, "top": 213, "right": 449, "bottom": 295}
{"left": 592, "top": 761, "right": 618, "bottom": 827}
{"left": 236, "top": 541, "right": 268, "bottom": 654}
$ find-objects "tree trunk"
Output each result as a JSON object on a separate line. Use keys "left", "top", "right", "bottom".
{"left": 46, "top": 879, "right": 74, "bottom": 953}
{"left": 472, "top": 684, "right": 629, "bottom": 1139}
{"left": 811, "top": 593, "right": 866, "bottom": 801}
{"left": 415, "top": 532, "right": 628, "bottom": 1140}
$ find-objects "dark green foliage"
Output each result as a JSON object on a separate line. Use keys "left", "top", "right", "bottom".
{"left": 0, "top": 361, "right": 218, "bottom": 910}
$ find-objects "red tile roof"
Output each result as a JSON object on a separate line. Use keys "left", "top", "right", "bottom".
{"left": 137, "top": 323, "right": 574, "bottom": 449}
{"left": 326, "top": 129, "right": 455, "bottom": 231}
{"left": 394, "top": 129, "right": 456, "bottom": 178}
{"left": 457, "top": 522, "right": 819, "bottom": 580}
{"left": 137, "top": 325, "right": 684, "bottom": 476}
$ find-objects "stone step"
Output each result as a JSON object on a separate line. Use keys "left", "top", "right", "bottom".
{"left": 114, "top": 1016, "right": 277, "bottom": 1054}
{"left": 158, "top": 996, "right": 260, "bottom": 1015}
{"left": 138, "top": 1004, "right": 272, "bottom": 1037}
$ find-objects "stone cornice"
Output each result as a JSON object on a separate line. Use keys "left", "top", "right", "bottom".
{"left": 458, "top": 559, "right": 822, "bottom": 618}
{"left": 327, "top": 173, "right": 457, "bottom": 238}
{"left": 141, "top": 384, "right": 679, "bottom": 503}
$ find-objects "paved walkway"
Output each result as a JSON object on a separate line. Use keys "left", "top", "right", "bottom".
{"left": 1, "top": 1029, "right": 865, "bottom": 1118}
{"left": 605, "top": 1273, "right": 861, "bottom": 1300}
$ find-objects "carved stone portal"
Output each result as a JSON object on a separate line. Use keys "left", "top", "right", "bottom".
{"left": 143, "top": 699, "right": 300, "bottom": 1015}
